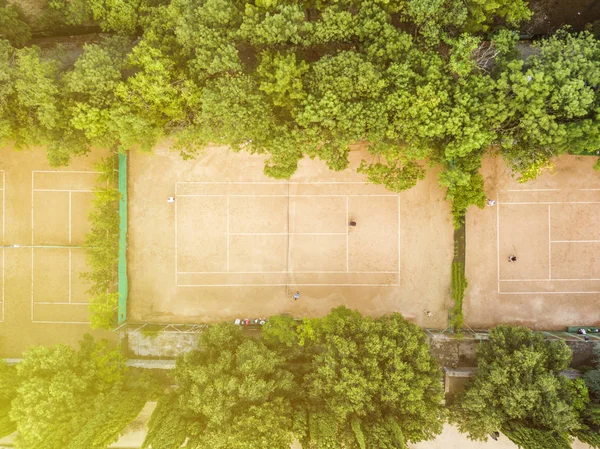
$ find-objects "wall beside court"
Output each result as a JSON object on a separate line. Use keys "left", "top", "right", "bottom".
{"left": 118, "top": 153, "right": 128, "bottom": 325}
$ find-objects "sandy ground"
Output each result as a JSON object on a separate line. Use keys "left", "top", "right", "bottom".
{"left": 465, "top": 155, "right": 600, "bottom": 330}
{"left": 410, "top": 424, "right": 592, "bottom": 449}
{"left": 0, "top": 146, "right": 113, "bottom": 357}
{"left": 128, "top": 145, "right": 454, "bottom": 328}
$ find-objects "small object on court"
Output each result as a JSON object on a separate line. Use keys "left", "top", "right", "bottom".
{"left": 349, "top": 221, "right": 357, "bottom": 227}
{"left": 425, "top": 310, "right": 433, "bottom": 317}
{"left": 486, "top": 199, "right": 496, "bottom": 207}
{"left": 13, "top": 244, "right": 19, "bottom": 248}
{"left": 508, "top": 255, "right": 517, "bottom": 263}
{"left": 167, "top": 197, "right": 175, "bottom": 203}
{"left": 293, "top": 291, "right": 300, "bottom": 300}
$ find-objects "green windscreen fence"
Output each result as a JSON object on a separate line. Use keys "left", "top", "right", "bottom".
{"left": 118, "top": 153, "right": 128, "bottom": 325}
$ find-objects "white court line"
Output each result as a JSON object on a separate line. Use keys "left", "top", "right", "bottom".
{"left": 30, "top": 248, "right": 34, "bottom": 321}
{"left": 397, "top": 195, "right": 401, "bottom": 280}
{"left": 178, "top": 271, "right": 399, "bottom": 274}
{"left": 503, "top": 188, "right": 561, "bottom": 192}
{"left": 1, "top": 171, "right": 4, "bottom": 322}
{"left": 229, "top": 232, "right": 346, "bottom": 236}
{"left": 177, "top": 181, "right": 371, "bottom": 185}
{"left": 226, "top": 195, "right": 230, "bottom": 272}
{"left": 496, "top": 192, "right": 500, "bottom": 293}
{"left": 32, "top": 320, "right": 89, "bottom": 324}
{"left": 33, "top": 189, "right": 94, "bottom": 193}
{"left": 175, "top": 183, "right": 178, "bottom": 285}
{"left": 346, "top": 196, "right": 349, "bottom": 272}
{"left": 548, "top": 205, "right": 551, "bottom": 279}
{"left": 178, "top": 283, "right": 400, "bottom": 287}
{"left": 499, "top": 201, "right": 600, "bottom": 205}
{"left": 500, "top": 291, "right": 600, "bottom": 295}
{"left": 68, "top": 249, "right": 72, "bottom": 303}
{"left": 34, "top": 302, "right": 88, "bottom": 305}
{"left": 177, "top": 194, "right": 397, "bottom": 198}
{"left": 33, "top": 170, "right": 102, "bottom": 174}
{"left": 551, "top": 240, "right": 600, "bottom": 243}
{"left": 501, "top": 278, "right": 600, "bottom": 282}
{"left": 30, "top": 170, "right": 98, "bottom": 323}
{"left": 174, "top": 187, "right": 402, "bottom": 289}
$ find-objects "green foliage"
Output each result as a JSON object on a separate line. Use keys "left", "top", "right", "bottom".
{"left": 9, "top": 335, "right": 127, "bottom": 449}
{"left": 66, "top": 387, "right": 149, "bottom": 449}
{"left": 451, "top": 326, "right": 588, "bottom": 441}
{"left": 498, "top": 30, "right": 600, "bottom": 181}
{"left": 503, "top": 424, "right": 573, "bottom": 449}
{"left": 0, "top": 361, "right": 18, "bottom": 438}
{"left": 82, "top": 156, "right": 120, "bottom": 329}
{"left": 89, "top": 0, "right": 141, "bottom": 34}
{"left": 144, "top": 323, "right": 296, "bottom": 449}
{"left": 142, "top": 393, "right": 189, "bottom": 449}
{"left": 449, "top": 262, "right": 467, "bottom": 334}
{"left": 299, "top": 306, "right": 446, "bottom": 447}
{"left": 0, "top": 0, "right": 31, "bottom": 47}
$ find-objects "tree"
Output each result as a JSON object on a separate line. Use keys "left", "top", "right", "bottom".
{"left": 144, "top": 324, "right": 297, "bottom": 449}
{"left": 451, "top": 326, "right": 589, "bottom": 443}
{"left": 497, "top": 30, "right": 600, "bottom": 181}
{"left": 0, "top": 360, "right": 19, "bottom": 438}
{"left": 299, "top": 306, "right": 446, "bottom": 448}
{"left": 0, "top": 0, "right": 31, "bottom": 47}
{"left": 9, "top": 335, "right": 126, "bottom": 449}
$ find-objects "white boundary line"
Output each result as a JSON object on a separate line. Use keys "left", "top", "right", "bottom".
{"left": 179, "top": 283, "right": 401, "bottom": 287}
{"left": 500, "top": 291, "right": 600, "bottom": 295}
{"left": 499, "top": 201, "right": 600, "bottom": 205}
{"left": 33, "top": 170, "right": 102, "bottom": 174}
{"left": 226, "top": 194, "right": 230, "bottom": 272}
{"left": 31, "top": 171, "right": 96, "bottom": 324}
{"left": 177, "top": 181, "right": 372, "bottom": 185}
{"left": 500, "top": 278, "right": 600, "bottom": 282}
{"left": 33, "top": 189, "right": 94, "bottom": 193}
{"left": 548, "top": 205, "right": 551, "bottom": 279}
{"left": 175, "top": 183, "right": 401, "bottom": 288}
{"left": 174, "top": 183, "right": 178, "bottom": 285}
{"left": 496, "top": 191, "right": 500, "bottom": 294}
{"left": 0, "top": 171, "right": 4, "bottom": 322}
{"left": 178, "top": 271, "right": 399, "bottom": 274}
{"left": 34, "top": 302, "right": 88, "bottom": 305}
{"left": 346, "top": 196, "right": 349, "bottom": 272}
{"left": 498, "top": 188, "right": 600, "bottom": 295}
{"left": 551, "top": 240, "right": 600, "bottom": 243}
{"left": 178, "top": 194, "right": 396, "bottom": 198}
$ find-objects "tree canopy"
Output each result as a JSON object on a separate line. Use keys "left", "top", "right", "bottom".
{"left": 298, "top": 307, "right": 446, "bottom": 449}
{"left": 8, "top": 334, "right": 158, "bottom": 449}
{"left": 143, "top": 323, "right": 297, "bottom": 449}
{"left": 3, "top": 0, "right": 599, "bottom": 223}
{"left": 450, "top": 326, "right": 590, "bottom": 448}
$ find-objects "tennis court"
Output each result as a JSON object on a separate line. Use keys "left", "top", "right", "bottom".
{"left": 0, "top": 147, "right": 113, "bottom": 356}
{"left": 128, "top": 145, "right": 454, "bottom": 327}
{"left": 466, "top": 155, "right": 600, "bottom": 330}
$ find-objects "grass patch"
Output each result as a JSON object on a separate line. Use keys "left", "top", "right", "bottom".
{"left": 449, "top": 261, "right": 467, "bottom": 336}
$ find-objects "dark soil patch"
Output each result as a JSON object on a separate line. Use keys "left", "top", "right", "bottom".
{"left": 523, "top": 0, "right": 600, "bottom": 36}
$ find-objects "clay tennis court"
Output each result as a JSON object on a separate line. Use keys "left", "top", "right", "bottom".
{"left": 465, "top": 155, "right": 600, "bottom": 330}
{"left": 0, "top": 147, "right": 113, "bottom": 357}
{"left": 128, "top": 145, "right": 454, "bottom": 327}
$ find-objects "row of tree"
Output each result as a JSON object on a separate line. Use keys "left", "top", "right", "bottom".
{"left": 1, "top": 0, "right": 599, "bottom": 224}
{"left": 2, "top": 308, "right": 600, "bottom": 449}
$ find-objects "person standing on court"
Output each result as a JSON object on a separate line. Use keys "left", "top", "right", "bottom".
{"left": 294, "top": 291, "right": 300, "bottom": 300}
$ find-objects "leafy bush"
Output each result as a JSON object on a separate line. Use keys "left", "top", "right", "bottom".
{"left": 82, "top": 155, "right": 120, "bottom": 329}
{"left": 0, "top": 0, "right": 31, "bottom": 47}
